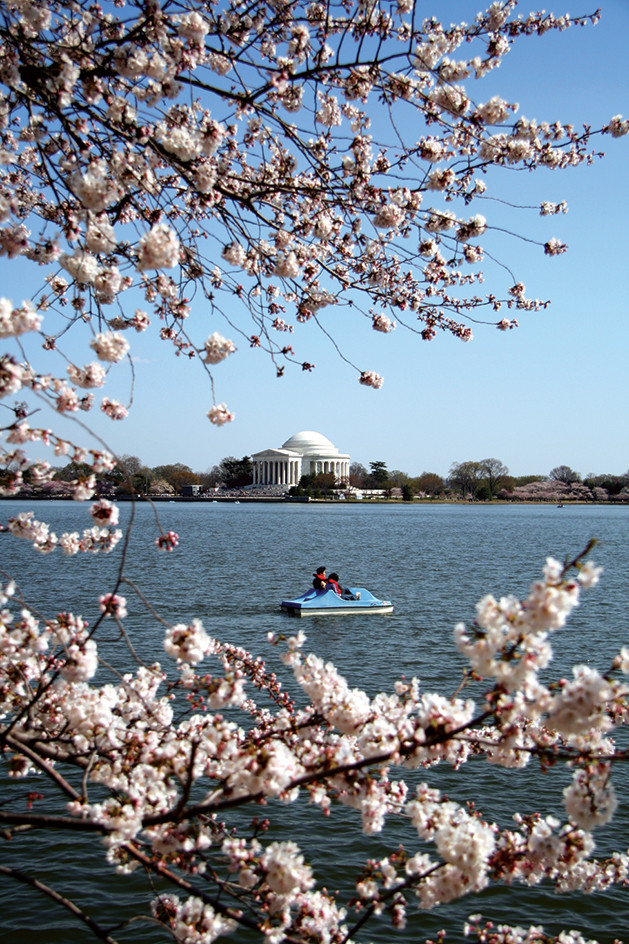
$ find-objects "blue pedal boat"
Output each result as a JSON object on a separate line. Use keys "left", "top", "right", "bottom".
{"left": 280, "top": 587, "right": 393, "bottom": 617}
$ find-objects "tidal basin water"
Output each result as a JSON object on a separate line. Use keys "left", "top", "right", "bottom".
{"left": 1, "top": 500, "right": 628, "bottom": 943}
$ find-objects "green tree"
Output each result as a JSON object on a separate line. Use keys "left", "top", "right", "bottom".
{"left": 448, "top": 461, "right": 484, "bottom": 498}
{"left": 53, "top": 461, "right": 95, "bottom": 483}
{"left": 219, "top": 456, "right": 253, "bottom": 488}
{"left": 116, "top": 471, "right": 154, "bottom": 496}
{"left": 368, "top": 461, "right": 389, "bottom": 486}
{"left": 299, "top": 472, "right": 336, "bottom": 496}
{"left": 584, "top": 474, "right": 628, "bottom": 496}
{"left": 108, "top": 456, "right": 147, "bottom": 495}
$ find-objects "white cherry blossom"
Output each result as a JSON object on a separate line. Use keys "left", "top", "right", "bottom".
{"left": 202, "top": 333, "right": 237, "bottom": 364}
{"left": 136, "top": 224, "right": 181, "bottom": 271}
{"left": 89, "top": 332, "right": 130, "bottom": 363}
{"left": 0, "top": 3, "right": 627, "bottom": 939}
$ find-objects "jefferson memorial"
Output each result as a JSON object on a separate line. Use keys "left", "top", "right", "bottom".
{"left": 251, "top": 431, "right": 350, "bottom": 487}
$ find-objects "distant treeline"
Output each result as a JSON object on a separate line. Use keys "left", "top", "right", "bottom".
{"left": 11, "top": 455, "right": 628, "bottom": 503}
{"left": 343, "top": 460, "right": 629, "bottom": 502}
{"left": 11, "top": 455, "right": 254, "bottom": 499}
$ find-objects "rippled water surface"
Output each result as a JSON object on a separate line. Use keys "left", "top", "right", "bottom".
{"left": 1, "top": 501, "right": 628, "bottom": 943}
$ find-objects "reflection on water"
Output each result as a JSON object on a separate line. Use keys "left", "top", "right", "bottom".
{"left": 1, "top": 501, "right": 627, "bottom": 942}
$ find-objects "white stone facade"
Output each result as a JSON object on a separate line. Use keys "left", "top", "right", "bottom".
{"left": 251, "top": 431, "right": 350, "bottom": 487}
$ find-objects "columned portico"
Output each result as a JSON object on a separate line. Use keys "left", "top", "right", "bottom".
{"left": 252, "top": 449, "right": 302, "bottom": 486}
{"left": 251, "top": 431, "right": 350, "bottom": 490}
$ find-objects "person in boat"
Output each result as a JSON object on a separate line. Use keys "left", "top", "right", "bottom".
{"left": 312, "top": 566, "right": 327, "bottom": 590}
{"left": 326, "top": 573, "right": 361, "bottom": 600}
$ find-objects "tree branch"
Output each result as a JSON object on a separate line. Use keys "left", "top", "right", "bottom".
{"left": 0, "top": 865, "right": 121, "bottom": 944}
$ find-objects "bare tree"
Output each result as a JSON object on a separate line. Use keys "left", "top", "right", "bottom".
{"left": 480, "top": 458, "right": 510, "bottom": 495}
{"left": 388, "top": 469, "right": 410, "bottom": 487}
{"left": 550, "top": 465, "right": 582, "bottom": 484}
{"left": 118, "top": 455, "right": 144, "bottom": 476}
{"left": 349, "top": 463, "right": 369, "bottom": 488}
{"left": 197, "top": 466, "right": 223, "bottom": 489}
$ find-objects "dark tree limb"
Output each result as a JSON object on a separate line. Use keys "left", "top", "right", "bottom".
{"left": 0, "top": 865, "right": 121, "bottom": 944}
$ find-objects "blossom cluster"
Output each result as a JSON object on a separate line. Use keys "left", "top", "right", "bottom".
{"left": 0, "top": 297, "right": 42, "bottom": 337}
{"left": 7, "top": 508, "right": 122, "bottom": 556}
{"left": 1, "top": 551, "right": 628, "bottom": 944}
{"left": 201, "top": 332, "right": 237, "bottom": 365}
{"left": 155, "top": 530, "right": 180, "bottom": 552}
{"left": 0, "top": 422, "right": 116, "bottom": 500}
{"left": 0, "top": 2, "right": 628, "bottom": 940}
{"left": 207, "top": 402, "right": 235, "bottom": 426}
{"left": 0, "top": 0, "right": 618, "bottom": 439}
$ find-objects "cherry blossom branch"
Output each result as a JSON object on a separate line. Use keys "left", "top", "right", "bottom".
{"left": 0, "top": 866, "right": 121, "bottom": 944}
{"left": 122, "top": 842, "right": 304, "bottom": 941}
{"left": 4, "top": 733, "right": 80, "bottom": 802}
{"left": 0, "top": 811, "right": 105, "bottom": 831}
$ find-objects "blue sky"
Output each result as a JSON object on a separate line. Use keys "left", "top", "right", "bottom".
{"left": 3, "top": 0, "right": 628, "bottom": 479}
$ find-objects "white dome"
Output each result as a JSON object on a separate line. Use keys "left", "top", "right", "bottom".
{"left": 282, "top": 430, "right": 336, "bottom": 455}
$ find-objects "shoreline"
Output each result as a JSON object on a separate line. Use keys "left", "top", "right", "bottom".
{"left": 1, "top": 495, "right": 627, "bottom": 507}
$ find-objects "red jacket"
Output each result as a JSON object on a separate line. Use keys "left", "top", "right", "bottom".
{"left": 326, "top": 578, "right": 342, "bottom": 596}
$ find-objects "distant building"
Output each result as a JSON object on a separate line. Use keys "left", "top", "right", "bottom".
{"left": 181, "top": 484, "right": 201, "bottom": 496}
{"left": 251, "top": 431, "right": 350, "bottom": 487}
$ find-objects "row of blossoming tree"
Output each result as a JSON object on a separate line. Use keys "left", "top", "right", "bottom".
{"left": 1, "top": 0, "right": 628, "bottom": 941}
